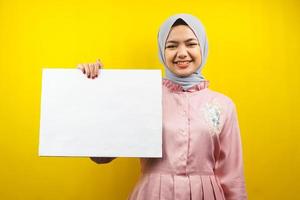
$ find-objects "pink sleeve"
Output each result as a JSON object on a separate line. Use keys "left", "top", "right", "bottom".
{"left": 215, "top": 101, "right": 247, "bottom": 200}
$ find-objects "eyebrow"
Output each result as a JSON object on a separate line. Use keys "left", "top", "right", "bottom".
{"left": 166, "top": 38, "right": 198, "bottom": 44}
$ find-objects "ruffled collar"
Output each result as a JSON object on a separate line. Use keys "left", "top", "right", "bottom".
{"left": 162, "top": 78, "right": 210, "bottom": 93}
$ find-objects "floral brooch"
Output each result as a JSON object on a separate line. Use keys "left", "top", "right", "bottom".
{"left": 201, "top": 100, "right": 223, "bottom": 135}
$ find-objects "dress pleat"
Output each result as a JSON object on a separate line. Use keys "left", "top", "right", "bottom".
{"left": 209, "top": 176, "right": 225, "bottom": 200}
{"left": 190, "top": 175, "right": 203, "bottom": 200}
{"left": 160, "top": 174, "right": 174, "bottom": 200}
{"left": 201, "top": 176, "right": 215, "bottom": 200}
{"left": 174, "top": 175, "right": 190, "bottom": 200}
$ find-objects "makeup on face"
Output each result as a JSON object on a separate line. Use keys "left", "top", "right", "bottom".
{"left": 164, "top": 25, "right": 202, "bottom": 77}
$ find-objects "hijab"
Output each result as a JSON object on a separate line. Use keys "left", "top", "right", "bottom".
{"left": 157, "top": 13, "right": 209, "bottom": 90}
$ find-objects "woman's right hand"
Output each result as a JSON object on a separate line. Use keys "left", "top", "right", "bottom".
{"left": 77, "top": 59, "right": 104, "bottom": 79}
{"left": 90, "top": 157, "right": 116, "bottom": 164}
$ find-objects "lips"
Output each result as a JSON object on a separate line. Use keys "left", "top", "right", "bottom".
{"left": 174, "top": 60, "right": 192, "bottom": 68}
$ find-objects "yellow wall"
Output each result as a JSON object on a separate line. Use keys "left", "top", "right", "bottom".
{"left": 0, "top": 0, "right": 299, "bottom": 199}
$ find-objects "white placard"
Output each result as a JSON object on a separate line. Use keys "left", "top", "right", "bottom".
{"left": 39, "top": 68, "right": 162, "bottom": 157}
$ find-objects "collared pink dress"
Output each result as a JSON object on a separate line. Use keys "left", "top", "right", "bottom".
{"left": 128, "top": 78, "right": 247, "bottom": 200}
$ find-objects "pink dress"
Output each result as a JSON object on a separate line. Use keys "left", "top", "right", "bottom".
{"left": 128, "top": 78, "right": 247, "bottom": 200}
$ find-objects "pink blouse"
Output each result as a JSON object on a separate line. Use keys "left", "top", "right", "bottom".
{"left": 128, "top": 78, "right": 247, "bottom": 200}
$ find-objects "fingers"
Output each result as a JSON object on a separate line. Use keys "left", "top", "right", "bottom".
{"left": 89, "top": 64, "right": 94, "bottom": 78}
{"left": 77, "top": 59, "right": 104, "bottom": 79}
{"left": 77, "top": 64, "right": 85, "bottom": 74}
{"left": 84, "top": 64, "right": 90, "bottom": 78}
{"left": 94, "top": 64, "right": 98, "bottom": 77}
{"left": 91, "top": 63, "right": 99, "bottom": 78}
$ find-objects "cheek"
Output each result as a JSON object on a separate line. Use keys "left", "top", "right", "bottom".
{"left": 191, "top": 50, "right": 202, "bottom": 62}
{"left": 164, "top": 51, "right": 174, "bottom": 63}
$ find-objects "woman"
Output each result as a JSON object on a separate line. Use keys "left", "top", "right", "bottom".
{"left": 78, "top": 13, "right": 247, "bottom": 200}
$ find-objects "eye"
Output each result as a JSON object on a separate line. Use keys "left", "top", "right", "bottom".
{"left": 188, "top": 43, "right": 198, "bottom": 47}
{"left": 165, "top": 45, "right": 176, "bottom": 49}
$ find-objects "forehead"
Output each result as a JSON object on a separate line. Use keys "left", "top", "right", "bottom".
{"left": 166, "top": 25, "right": 197, "bottom": 42}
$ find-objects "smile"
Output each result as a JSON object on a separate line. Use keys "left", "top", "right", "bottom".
{"left": 174, "top": 61, "right": 192, "bottom": 68}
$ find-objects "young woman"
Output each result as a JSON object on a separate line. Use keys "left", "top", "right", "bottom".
{"left": 78, "top": 13, "right": 247, "bottom": 200}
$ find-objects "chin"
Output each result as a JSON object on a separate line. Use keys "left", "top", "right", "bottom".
{"left": 174, "top": 69, "right": 194, "bottom": 77}
{"left": 174, "top": 72, "right": 192, "bottom": 77}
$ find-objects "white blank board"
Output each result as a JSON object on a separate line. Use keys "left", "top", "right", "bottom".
{"left": 39, "top": 68, "right": 162, "bottom": 157}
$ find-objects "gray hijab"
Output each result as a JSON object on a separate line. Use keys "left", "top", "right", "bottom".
{"left": 158, "top": 13, "right": 209, "bottom": 90}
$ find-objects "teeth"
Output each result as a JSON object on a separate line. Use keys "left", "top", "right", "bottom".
{"left": 176, "top": 61, "right": 190, "bottom": 64}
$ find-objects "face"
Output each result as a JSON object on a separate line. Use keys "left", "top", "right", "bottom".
{"left": 164, "top": 25, "right": 202, "bottom": 77}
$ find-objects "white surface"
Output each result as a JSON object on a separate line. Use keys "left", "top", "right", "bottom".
{"left": 39, "top": 68, "right": 162, "bottom": 157}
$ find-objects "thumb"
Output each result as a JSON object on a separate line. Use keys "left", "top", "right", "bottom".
{"left": 96, "top": 59, "right": 104, "bottom": 68}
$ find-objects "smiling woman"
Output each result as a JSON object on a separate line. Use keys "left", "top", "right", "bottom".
{"left": 164, "top": 19, "right": 202, "bottom": 77}
{"left": 128, "top": 14, "right": 248, "bottom": 200}
{"left": 77, "top": 13, "right": 247, "bottom": 200}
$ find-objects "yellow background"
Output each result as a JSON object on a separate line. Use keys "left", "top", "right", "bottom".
{"left": 0, "top": 0, "right": 299, "bottom": 199}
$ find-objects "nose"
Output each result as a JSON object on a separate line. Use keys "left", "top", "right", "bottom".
{"left": 177, "top": 45, "right": 188, "bottom": 58}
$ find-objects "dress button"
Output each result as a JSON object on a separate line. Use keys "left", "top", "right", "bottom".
{"left": 179, "top": 129, "right": 186, "bottom": 135}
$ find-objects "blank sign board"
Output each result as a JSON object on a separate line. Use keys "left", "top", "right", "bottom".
{"left": 39, "top": 68, "right": 162, "bottom": 157}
